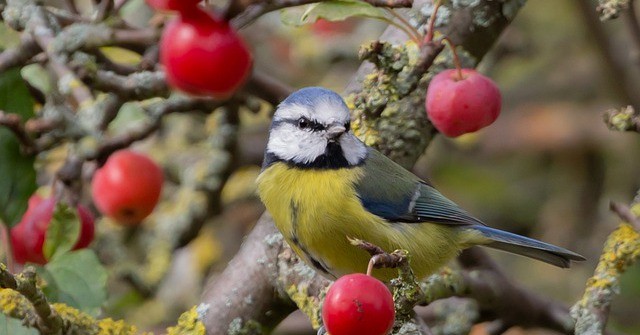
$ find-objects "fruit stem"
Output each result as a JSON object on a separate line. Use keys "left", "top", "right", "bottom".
{"left": 424, "top": 0, "right": 442, "bottom": 44}
{"left": 367, "top": 257, "right": 375, "bottom": 276}
{"left": 442, "top": 37, "right": 464, "bottom": 80}
{"left": 380, "top": 16, "right": 421, "bottom": 45}
{"left": 384, "top": 9, "right": 422, "bottom": 44}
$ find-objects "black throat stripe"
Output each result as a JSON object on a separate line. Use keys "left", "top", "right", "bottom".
{"left": 262, "top": 142, "right": 357, "bottom": 170}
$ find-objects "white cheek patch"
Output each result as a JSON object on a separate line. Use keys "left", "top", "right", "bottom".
{"left": 339, "top": 133, "right": 368, "bottom": 165}
{"left": 267, "top": 125, "right": 327, "bottom": 164}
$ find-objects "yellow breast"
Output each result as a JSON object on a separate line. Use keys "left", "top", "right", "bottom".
{"left": 257, "top": 162, "right": 468, "bottom": 281}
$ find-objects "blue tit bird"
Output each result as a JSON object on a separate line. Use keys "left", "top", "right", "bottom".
{"left": 257, "top": 87, "right": 584, "bottom": 281}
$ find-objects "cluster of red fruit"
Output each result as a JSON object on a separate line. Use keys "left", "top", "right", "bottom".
{"left": 148, "top": 0, "right": 253, "bottom": 98}
{"left": 10, "top": 150, "right": 163, "bottom": 265}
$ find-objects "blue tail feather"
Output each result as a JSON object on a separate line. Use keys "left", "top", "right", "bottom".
{"left": 473, "top": 225, "right": 585, "bottom": 268}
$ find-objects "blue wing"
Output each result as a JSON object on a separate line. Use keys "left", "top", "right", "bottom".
{"left": 354, "top": 149, "right": 585, "bottom": 267}
{"left": 354, "top": 149, "right": 483, "bottom": 226}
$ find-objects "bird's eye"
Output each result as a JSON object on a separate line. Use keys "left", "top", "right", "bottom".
{"left": 298, "top": 118, "right": 310, "bottom": 129}
{"left": 345, "top": 121, "right": 351, "bottom": 131}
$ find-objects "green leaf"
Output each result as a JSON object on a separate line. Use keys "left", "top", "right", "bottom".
{"left": 43, "top": 203, "right": 80, "bottom": 261}
{"left": 40, "top": 250, "right": 107, "bottom": 316}
{"left": 280, "top": 0, "right": 387, "bottom": 27}
{"left": 21, "top": 64, "right": 53, "bottom": 96}
{"left": 0, "top": 68, "right": 36, "bottom": 227}
{"left": 108, "top": 101, "right": 147, "bottom": 134}
{"left": 0, "top": 313, "right": 38, "bottom": 335}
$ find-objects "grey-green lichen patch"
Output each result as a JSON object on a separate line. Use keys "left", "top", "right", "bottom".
{"left": 419, "top": 3, "right": 452, "bottom": 29}
{"left": 395, "top": 321, "right": 422, "bottom": 335}
{"left": 450, "top": 0, "right": 497, "bottom": 28}
{"left": 419, "top": 267, "right": 467, "bottom": 304}
{"left": 52, "top": 24, "right": 112, "bottom": 54}
{"left": 429, "top": 298, "right": 479, "bottom": 335}
{"left": 571, "top": 306, "right": 604, "bottom": 335}
{"left": 243, "top": 295, "right": 254, "bottom": 305}
{"left": 227, "top": 317, "right": 264, "bottom": 335}
{"left": 128, "top": 71, "right": 169, "bottom": 97}
{"left": 452, "top": 0, "right": 482, "bottom": 7}
{"left": 76, "top": 93, "right": 117, "bottom": 132}
{"left": 596, "top": 0, "right": 630, "bottom": 20}
{"left": 196, "top": 303, "right": 209, "bottom": 320}
{"left": 264, "top": 233, "right": 284, "bottom": 247}
{"left": 3, "top": 2, "right": 38, "bottom": 32}
{"left": 290, "top": 257, "right": 319, "bottom": 281}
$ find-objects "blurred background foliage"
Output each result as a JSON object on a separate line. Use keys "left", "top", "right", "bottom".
{"left": 1, "top": 0, "right": 640, "bottom": 334}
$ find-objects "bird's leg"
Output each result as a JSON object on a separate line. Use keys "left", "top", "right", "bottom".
{"left": 347, "top": 237, "right": 409, "bottom": 276}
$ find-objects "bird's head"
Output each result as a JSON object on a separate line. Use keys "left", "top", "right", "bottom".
{"left": 264, "top": 87, "right": 367, "bottom": 169}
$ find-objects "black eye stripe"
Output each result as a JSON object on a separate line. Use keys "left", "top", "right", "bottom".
{"left": 292, "top": 117, "right": 325, "bottom": 131}
{"left": 274, "top": 118, "right": 350, "bottom": 132}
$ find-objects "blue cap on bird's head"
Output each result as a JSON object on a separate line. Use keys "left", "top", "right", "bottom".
{"left": 274, "top": 87, "right": 351, "bottom": 125}
{"left": 280, "top": 87, "right": 348, "bottom": 110}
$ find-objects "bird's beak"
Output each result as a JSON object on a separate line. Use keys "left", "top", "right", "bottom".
{"left": 326, "top": 124, "right": 346, "bottom": 141}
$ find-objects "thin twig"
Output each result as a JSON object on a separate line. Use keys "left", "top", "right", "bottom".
{"left": 0, "top": 35, "right": 41, "bottom": 73}
{"left": 424, "top": 0, "right": 441, "bottom": 43}
{"left": 385, "top": 8, "right": 422, "bottom": 42}
{"left": 244, "top": 71, "right": 294, "bottom": 106}
{"left": 575, "top": 0, "right": 640, "bottom": 111}
{"left": 0, "top": 110, "right": 38, "bottom": 155}
{"left": 90, "top": 97, "right": 225, "bottom": 164}
{"left": 379, "top": 15, "right": 421, "bottom": 45}
{"left": 95, "top": 0, "right": 115, "bottom": 22}
{"left": 63, "top": 0, "right": 79, "bottom": 14}
{"left": 609, "top": 201, "right": 640, "bottom": 230}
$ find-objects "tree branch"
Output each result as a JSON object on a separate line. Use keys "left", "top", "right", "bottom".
{"left": 571, "top": 201, "right": 640, "bottom": 334}
{"left": 0, "top": 110, "right": 38, "bottom": 155}
{"left": 0, "top": 34, "right": 40, "bottom": 73}
{"left": 5, "top": 0, "right": 95, "bottom": 108}
{"left": 86, "top": 70, "right": 170, "bottom": 100}
{"left": 244, "top": 71, "right": 295, "bottom": 106}
{"left": 576, "top": 0, "right": 640, "bottom": 111}
{"left": 0, "top": 265, "right": 62, "bottom": 334}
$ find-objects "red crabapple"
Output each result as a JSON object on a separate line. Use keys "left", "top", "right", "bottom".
{"left": 10, "top": 195, "right": 95, "bottom": 264}
{"left": 160, "top": 8, "right": 253, "bottom": 98}
{"left": 91, "top": 150, "right": 163, "bottom": 225}
{"left": 322, "top": 273, "right": 395, "bottom": 335}
{"left": 426, "top": 68, "right": 501, "bottom": 137}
